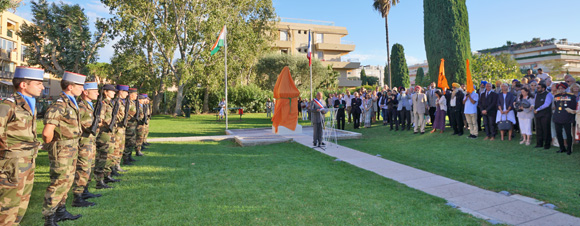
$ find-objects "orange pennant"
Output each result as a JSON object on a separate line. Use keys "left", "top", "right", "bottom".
{"left": 437, "top": 58, "right": 449, "bottom": 90}
{"left": 465, "top": 59, "right": 474, "bottom": 93}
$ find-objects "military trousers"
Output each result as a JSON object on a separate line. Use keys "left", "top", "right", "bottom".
{"left": 113, "top": 127, "right": 126, "bottom": 165}
{"left": 124, "top": 124, "right": 137, "bottom": 158}
{"left": 72, "top": 136, "right": 96, "bottom": 195}
{"left": 95, "top": 131, "right": 115, "bottom": 181}
{"left": 42, "top": 139, "right": 79, "bottom": 216}
{"left": 0, "top": 154, "right": 36, "bottom": 225}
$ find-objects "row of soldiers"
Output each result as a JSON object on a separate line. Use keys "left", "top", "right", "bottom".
{"left": 0, "top": 67, "right": 152, "bottom": 226}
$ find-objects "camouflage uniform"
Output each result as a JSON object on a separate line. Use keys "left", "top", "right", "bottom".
{"left": 72, "top": 99, "right": 96, "bottom": 195}
{"left": 42, "top": 93, "right": 82, "bottom": 216}
{"left": 135, "top": 103, "right": 146, "bottom": 154}
{"left": 0, "top": 93, "right": 40, "bottom": 225}
{"left": 113, "top": 98, "right": 125, "bottom": 166}
{"left": 94, "top": 98, "right": 115, "bottom": 182}
{"left": 124, "top": 100, "right": 137, "bottom": 159}
{"left": 144, "top": 103, "right": 152, "bottom": 143}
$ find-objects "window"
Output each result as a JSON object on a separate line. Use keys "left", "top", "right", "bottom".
{"left": 298, "top": 30, "right": 301, "bottom": 34}
{"left": 317, "top": 51, "right": 323, "bottom": 59}
{"left": 281, "top": 49, "right": 288, "bottom": 54}
{"left": 540, "top": 50, "right": 553, "bottom": 55}
{"left": 21, "top": 45, "right": 26, "bottom": 62}
{"left": 43, "top": 87, "right": 50, "bottom": 96}
{"left": 316, "top": 33, "right": 323, "bottom": 43}
{"left": 557, "top": 50, "right": 567, "bottom": 54}
{"left": 6, "top": 21, "right": 16, "bottom": 38}
{"left": 279, "top": 30, "right": 288, "bottom": 41}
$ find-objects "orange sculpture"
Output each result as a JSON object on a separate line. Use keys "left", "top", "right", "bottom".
{"left": 272, "top": 66, "right": 300, "bottom": 133}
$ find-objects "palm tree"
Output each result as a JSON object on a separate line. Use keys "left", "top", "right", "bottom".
{"left": 373, "top": 0, "right": 400, "bottom": 88}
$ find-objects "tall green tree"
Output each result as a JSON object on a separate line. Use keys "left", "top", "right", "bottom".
{"left": 102, "top": 0, "right": 275, "bottom": 115}
{"left": 360, "top": 68, "right": 367, "bottom": 85}
{"left": 471, "top": 53, "right": 519, "bottom": 84}
{"left": 0, "top": 0, "right": 21, "bottom": 12}
{"left": 423, "top": 0, "right": 471, "bottom": 84}
{"left": 373, "top": 0, "right": 400, "bottom": 87}
{"left": 390, "top": 43, "right": 409, "bottom": 88}
{"left": 415, "top": 67, "right": 425, "bottom": 86}
{"left": 19, "top": 0, "right": 109, "bottom": 76}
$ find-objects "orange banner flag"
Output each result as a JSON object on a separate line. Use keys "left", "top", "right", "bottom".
{"left": 437, "top": 58, "right": 449, "bottom": 90}
{"left": 465, "top": 59, "right": 474, "bottom": 93}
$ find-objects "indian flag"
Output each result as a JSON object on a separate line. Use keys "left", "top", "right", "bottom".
{"left": 210, "top": 25, "right": 226, "bottom": 56}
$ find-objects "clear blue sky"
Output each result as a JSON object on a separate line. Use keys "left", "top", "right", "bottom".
{"left": 14, "top": 0, "right": 580, "bottom": 66}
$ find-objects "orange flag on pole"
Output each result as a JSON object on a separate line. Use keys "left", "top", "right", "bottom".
{"left": 437, "top": 58, "right": 449, "bottom": 90}
{"left": 465, "top": 59, "right": 474, "bottom": 93}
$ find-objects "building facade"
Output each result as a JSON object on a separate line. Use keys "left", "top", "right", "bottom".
{"left": 350, "top": 65, "right": 385, "bottom": 87}
{"left": 272, "top": 18, "right": 361, "bottom": 88}
{"left": 479, "top": 38, "right": 580, "bottom": 78}
{"left": 408, "top": 61, "right": 429, "bottom": 85}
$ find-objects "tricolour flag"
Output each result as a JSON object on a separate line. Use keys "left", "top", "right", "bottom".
{"left": 307, "top": 30, "right": 312, "bottom": 66}
{"left": 210, "top": 25, "right": 226, "bottom": 56}
{"left": 437, "top": 58, "right": 450, "bottom": 90}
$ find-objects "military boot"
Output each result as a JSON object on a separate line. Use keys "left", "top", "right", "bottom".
{"left": 117, "top": 164, "right": 129, "bottom": 172}
{"left": 110, "top": 167, "right": 124, "bottom": 177}
{"left": 82, "top": 186, "right": 102, "bottom": 199}
{"left": 128, "top": 153, "right": 137, "bottom": 162}
{"left": 122, "top": 157, "right": 134, "bottom": 166}
{"left": 55, "top": 205, "right": 82, "bottom": 222}
{"left": 72, "top": 194, "right": 96, "bottom": 207}
{"left": 96, "top": 180, "right": 113, "bottom": 189}
{"left": 104, "top": 175, "right": 121, "bottom": 183}
{"left": 44, "top": 214, "right": 59, "bottom": 226}
{"left": 136, "top": 150, "right": 144, "bottom": 156}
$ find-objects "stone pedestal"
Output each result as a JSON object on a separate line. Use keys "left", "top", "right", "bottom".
{"left": 272, "top": 123, "right": 302, "bottom": 135}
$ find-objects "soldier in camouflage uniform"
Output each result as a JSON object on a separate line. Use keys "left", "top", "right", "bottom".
{"left": 94, "top": 84, "right": 120, "bottom": 190}
{"left": 0, "top": 67, "right": 44, "bottom": 225}
{"left": 71, "top": 82, "right": 101, "bottom": 208}
{"left": 135, "top": 94, "right": 147, "bottom": 156}
{"left": 42, "top": 71, "right": 86, "bottom": 225}
{"left": 123, "top": 88, "right": 138, "bottom": 165}
{"left": 111, "top": 85, "right": 129, "bottom": 175}
{"left": 144, "top": 97, "right": 152, "bottom": 146}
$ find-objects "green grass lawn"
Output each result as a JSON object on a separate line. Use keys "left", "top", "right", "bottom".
{"left": 338, "top": 121, "right": 580, "bottom": 217}
{"left": 148, "top": 113, "right": 312, "bottom": 138}
{"left": 20, "top": 141, "right": 488, "bottom": 225}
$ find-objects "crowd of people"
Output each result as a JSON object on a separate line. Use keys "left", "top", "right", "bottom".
{"left": 0, "top": 67, "right": 153, "bottom": 225}
{"left": 305, "top": 68, "right": 580, "bottom": 154}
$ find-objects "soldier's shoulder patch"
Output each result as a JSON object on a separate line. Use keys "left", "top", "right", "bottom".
{"left": 56, "top": 99, "right": 64, "bottom": 103}
{"left": 0, "top": 103, "right": 11, "bottom": 117}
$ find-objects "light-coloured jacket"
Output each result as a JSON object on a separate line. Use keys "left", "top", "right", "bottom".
{"left": 412, "top": 93, "right": 428, "bottom": 114}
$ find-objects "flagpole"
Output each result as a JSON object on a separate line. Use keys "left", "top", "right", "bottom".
{"left": 225, "top": 26, "right": 228, "bottom": 130}
{"left": 309, "top": 29, "right": 313, "bottom": 101}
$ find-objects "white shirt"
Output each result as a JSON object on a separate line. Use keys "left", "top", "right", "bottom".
{"left": 345, "top": 95, "right": 352, "bottom": 107}
{"left": 450, "top": 96, "right": 456, "bottom": 107}
{"left": 463, "top": 92, "right": 479, "bottom": 114}
{"left": 537, "top": 73, "right": 550, "bottom": 80}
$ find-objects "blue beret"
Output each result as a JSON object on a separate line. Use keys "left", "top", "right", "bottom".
{"left": 62, "top": 71, "right": 86, "bottom": 85}
{"left": 103, "top": 84, "right": 117, "bottom": 91}
{"left": 14, "top": 66, "right": 44, "bottom": 81}
{"left": 84, "top": 82, "right": 98, "bottom": 90}
{"left": 116, "top": 85, "right": 129, "bottom": 91}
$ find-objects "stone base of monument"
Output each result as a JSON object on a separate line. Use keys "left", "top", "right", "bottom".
{"left": 272, "top": 124, "right": 302, "bottom": 135}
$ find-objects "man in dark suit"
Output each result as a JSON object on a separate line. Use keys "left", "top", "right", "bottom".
{"left": 479, "top": 83, "right": 498, "bottom": 140}
{"left": 310, "top": 92, "right": 327, "bottom": 147}
{"left": 449, "top": 83, "right": 465, "bottom": 136}
{"left": 534, "top": 83, "right": 554, "bottom": 149}
{"left": 351, "top": 92, "right": 362, "bottom": 129}
{"left": 334, "top": 94, "right": 346, "bottom": 130}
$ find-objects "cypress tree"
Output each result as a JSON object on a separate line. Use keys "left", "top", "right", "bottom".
{"left": 416, "top": 67, "right": 425, "bottom": 86}
{"left": 390, "top": 43, "right": 409, "bottom": 88}
{"left": 360, "top": 68, "right": 367, "bottom": 85}
{"left": 423, "top": 0, "right": 471, "bottom": 84}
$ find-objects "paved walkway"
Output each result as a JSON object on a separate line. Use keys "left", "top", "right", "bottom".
{"left": 150, "top": 131, "right": 580, "bottom": 225}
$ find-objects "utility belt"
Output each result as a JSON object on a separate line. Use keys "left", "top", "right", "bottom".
{"left": 51, "top": 138, "right": 80, "bottom": 145}
{"left": 0, "top": 143, "right": 40, "bottom": 159}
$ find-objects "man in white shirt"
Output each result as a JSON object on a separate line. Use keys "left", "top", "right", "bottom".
{"left": 536, "top": 68, "right": 550, "bottom": 81}
{"left": 345, "top": 90, "right": 352, "bottom": 124}
{"left": 464, "top": 87, "right": 479, "bottom": 139}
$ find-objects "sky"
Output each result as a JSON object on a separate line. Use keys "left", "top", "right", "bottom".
{"left": 13, "top": 0, "right": 580, "bottom": 67}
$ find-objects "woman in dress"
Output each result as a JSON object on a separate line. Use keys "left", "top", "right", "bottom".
{"left": 430, "top": 90, "right": 447, "bottom": 133}
{"left": 218, "top": 98, "right": 226, "bottom": 120}
{"left": 515, "top": 87, "right": 535, "bottom": 145}
{"left": 371, "top": 91, "right": 378, "bottom": 123}
{"left": 364, "top": 95, "right": 373, "bottom": 128}
{"left": 496, "top": 83, "right": 516, "bottom": 141}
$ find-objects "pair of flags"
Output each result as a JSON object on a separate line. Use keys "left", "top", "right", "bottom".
{"left": 437, "top": 58, "right": 474, "bottom": 93}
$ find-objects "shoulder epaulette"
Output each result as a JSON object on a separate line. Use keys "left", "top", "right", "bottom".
{"left": 5, "top": 97, "right": 15, "bottom": 103}
{"left": 56, "top": 99, "right": 64, "bottom": 103}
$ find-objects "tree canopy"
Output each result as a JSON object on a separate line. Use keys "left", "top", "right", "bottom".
{"left": 390, "top": 43, "right": 409, "bottom": 88}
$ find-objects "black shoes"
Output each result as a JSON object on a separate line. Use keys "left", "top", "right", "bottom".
{"left": 467, "top": 134, "right": 477, "bottom": 139}
{"left": 96, "top": 180, "right": 113, "bottom": 189}
{"left": 55, "top": 205, "right": 81, "bottom": 222}
{"left": 72, "top": 194, "right": 96, "bottom": 207}
{"left": 136, "top": 151, "right": 144, "bottom": 156}
{"left": 104, "top": 175, "right": 121, "bottom": 183}
{"left": 81, "top": 187, "right": 101, "bottom": 199}
{"left": 122, "top": 158, "right": 134, "bottom": 166}
{"left": 44, "top": 214, "right": 59, "bottom": 226}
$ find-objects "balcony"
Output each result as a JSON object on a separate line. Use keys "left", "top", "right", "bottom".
{"left": 0, "top": 71, "right": 14, "bottom": 79}
{"left": 273, "top": 40, "right": 292, "bottom": 48}
{"left": 315, "top": 43, "right": 355, "bottom": 52}
{"left": 321, "top": 61, "right": 360, "bottom": 70}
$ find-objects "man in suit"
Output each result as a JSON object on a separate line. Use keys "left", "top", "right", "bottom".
{"left": 351, "top": 92, "right": 362, "bottom": 129}
{"left": 427, "top": 82, "right": 437, "bottom": 126}
{"left": 479, "top": 83, "right": 498, "bottom": 140}
{"left": 334, "top": 94, "right": 346, "bottom": 130}
{"left": 534, "top": 82, "right": 553, "bottom": 149}
{"left": 449, "top": 83, "right": 465, "bottom": 136}
{"left": 412, "top": 86, "right": 428, "bottom": 134}
{"left": 310, "top": 92, "right": 327, "bottom": 147}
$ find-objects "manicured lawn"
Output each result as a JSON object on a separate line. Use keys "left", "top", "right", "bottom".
{"left": 339, "top": 121, "right": 580, "bottom": 217}
{"left": 148, "top": 113, "right": 312, "bottom": 138}
{"left": 21, "top": 141, "right": 488, "bottom": 225}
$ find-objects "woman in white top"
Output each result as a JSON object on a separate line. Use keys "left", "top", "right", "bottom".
{"left": 301, "top": 99, "right": 308, "bottom": 120}
{"left": 515, "top": 87, "right": 535, "bottom": 145}
{"left": 218, "top": 98, "right": 226, "bottom": 120}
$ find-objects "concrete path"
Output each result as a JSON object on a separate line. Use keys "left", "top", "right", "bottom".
{"left": 150, "top": 130, "right": 580, "bottom": 225}
{"left": 282, "top": 132, "right": 580, "bottom": 226}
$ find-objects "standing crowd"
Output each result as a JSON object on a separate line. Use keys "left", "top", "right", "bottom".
{"left": 300, "top": 68, "right": 580, "bottom": 155}
{"left": 0, "top": 66, "right": 153, "bottom": 226}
